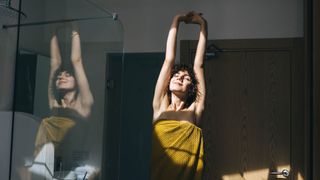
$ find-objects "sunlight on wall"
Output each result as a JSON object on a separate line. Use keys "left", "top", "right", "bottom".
{"left": 222, "top": 168, "right": 268, "bottom": 180}
{"left": 298, "top": 171, "right": 304, "bottom": 180}
{"left": 222, "top": 165, "right": 292, "bottom": 180}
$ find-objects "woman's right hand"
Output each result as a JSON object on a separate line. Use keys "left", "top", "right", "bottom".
{"left": 173, "top": 14, "right": 189, "bottom": 23}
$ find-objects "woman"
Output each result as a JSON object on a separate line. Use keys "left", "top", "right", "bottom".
{"left": 33, "top": 26, "right": 94, "bottom": 170}
{"left": 48, "top": 27, "right": 93, "bottom": 117}
{"left": 151, "top": 12, "right": 207, "bottom": 180}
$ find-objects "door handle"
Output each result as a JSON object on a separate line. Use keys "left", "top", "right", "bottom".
{"left": 269, "top": 169, "right": 290, "bottom": 177}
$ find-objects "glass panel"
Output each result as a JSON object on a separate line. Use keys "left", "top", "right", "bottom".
{"left": 0, "top": 0, "right": 9, "bottom": 6}
{"left": 10, "top": 0, "right": 123, "bottom": 179}
{"left": 0, "top": 4, "right": 20, "bottom": 180}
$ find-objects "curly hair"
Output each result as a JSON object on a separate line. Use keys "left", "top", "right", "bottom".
{"left": 167, "top": 64, "right": 199, "bottom": 108}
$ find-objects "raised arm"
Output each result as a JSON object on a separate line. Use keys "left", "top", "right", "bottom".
{"left": 71, "top": 29, "right": 94, "bottom": 117}
{"left": 48, "top": 33, "right": 62, "bottom": 109}
{"left": 189, "top": 12, "right": 207, "bottom": 121}
{"left": 153, "top": 14, "right": 185, "bottom": 115}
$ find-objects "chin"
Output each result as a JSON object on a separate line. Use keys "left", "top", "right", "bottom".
{"left": 171, "top": 89, "right": 187, "bottom": 96}
{"left": 58, "top": 87, "right": 74, "bottom": 91}
{"left": 170, "top": 85, "right": 182, "bottom": 91}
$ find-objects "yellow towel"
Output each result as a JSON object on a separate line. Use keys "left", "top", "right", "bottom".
{"left": 34, "top": 116, "right": 76, "bottom": 156}
{"left": 151, "top": 120, "right": 204, "bottom": 180}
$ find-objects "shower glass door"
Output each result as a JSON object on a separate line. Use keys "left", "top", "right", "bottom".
{"left": 9, "top": 0, "right": 123, "bottom": 179}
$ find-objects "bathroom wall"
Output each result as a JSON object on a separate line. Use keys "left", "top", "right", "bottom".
{"left": 103, "top": 0, "right": 303, "bottom": 52}
{"left": 0, "top": 2, "right": 19, "bottom": 179}
{"left": 0, "top": 0, "right": 50, "bottom": 179}
{"left": 0, "top": 6, "right": 18, "bottom": 110}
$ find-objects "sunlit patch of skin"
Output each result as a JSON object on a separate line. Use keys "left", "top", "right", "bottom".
{"left": 169, "top": 71, "right": 192, "bottom": 93}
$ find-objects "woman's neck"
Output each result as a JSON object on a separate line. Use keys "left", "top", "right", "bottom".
{"left": 60, "top": 91, "right": 76, "bottom": 108}
{"left": 170, "top": 93, "right": 187, "bottom": 111}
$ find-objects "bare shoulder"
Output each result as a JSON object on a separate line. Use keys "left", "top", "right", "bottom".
{"left": 153, "top": 102, "right": 198, "bottom": 124}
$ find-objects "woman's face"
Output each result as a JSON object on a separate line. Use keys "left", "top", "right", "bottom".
{"left": 169, "top": 70, "right": 192, "bottom": 96}
{"left": 55, "top": 71, "right": 76, "bottom": 91}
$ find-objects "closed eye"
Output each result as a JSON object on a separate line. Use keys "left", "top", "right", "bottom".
{"left": 183, "top": 76, "right": 191, "bottom": 81}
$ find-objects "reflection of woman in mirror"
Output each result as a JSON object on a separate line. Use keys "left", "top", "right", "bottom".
{"left": 151, "top": 11, "right": 207, "bottom": 180}
{"left": 48, "top": 28, "right": 93, "bottom": 118}
{"left": 26, "top": 25, "right": 95, "bottom": 179}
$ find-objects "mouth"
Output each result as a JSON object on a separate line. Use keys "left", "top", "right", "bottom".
{"left": 58, "top": 80, "right": 68, "bottom": 84}
{"left": 173, "top": 81, "right": 182, "bottom": 86}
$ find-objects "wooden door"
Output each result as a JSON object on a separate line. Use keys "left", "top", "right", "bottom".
{"left": 181, "top": 38, "right": 305, "bottom": 180}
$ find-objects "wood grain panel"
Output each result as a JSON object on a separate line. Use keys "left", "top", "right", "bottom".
{"left": 201, "top": 52, "right": 246, "bottom": 180}
{"left": 201, "top": 51, "right": 291, "bottom": 180}
{"left": 181, "top": 39, "right": 305, "bottom": 180}
{"left": 246, "top": 51, "right": 291, "bottom": 179}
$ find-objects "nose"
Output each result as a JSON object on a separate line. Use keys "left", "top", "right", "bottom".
{"left": 177, "top": 75, "right": 184, "bottom": 82}
{"left": 58, "top": 74, "right": 66, "bottom": 80}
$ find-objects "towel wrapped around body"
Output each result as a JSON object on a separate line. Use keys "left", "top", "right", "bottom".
{"left": 34, "top": 116, "right": 76, "bottom": 156}
{"left": 151, "top": 119, "right": 204, "bottom": 180}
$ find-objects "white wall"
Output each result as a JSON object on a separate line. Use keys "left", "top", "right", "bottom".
{"left": 102, "top": 0, "right": 303, "bottom": 52}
